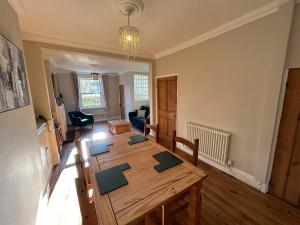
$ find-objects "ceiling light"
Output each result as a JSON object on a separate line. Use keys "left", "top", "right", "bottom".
{"left": 118, "top": 1, "right": 143, "bottom": 59}
{"left": 91, "top": 72, "right": 102, "bottom": 80}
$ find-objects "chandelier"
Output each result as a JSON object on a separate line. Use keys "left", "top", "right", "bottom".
{"left": 91, "top": 72, "right": 102, "bottom": 80}
{"left": 118, "top": 4, "right": 141, "bottom": 59}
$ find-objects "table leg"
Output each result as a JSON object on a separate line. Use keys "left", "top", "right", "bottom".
{"left": 162, "top": 205, "right": 170, "bottom": 225}
{"left": 188, "top": 182, "right": 202, "bottom": 225}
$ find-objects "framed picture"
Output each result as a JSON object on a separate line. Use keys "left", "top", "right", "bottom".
{"left": 0, "top": 33, "right": 30, "bottom": 113}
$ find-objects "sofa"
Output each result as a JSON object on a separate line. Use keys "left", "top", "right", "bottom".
{"left": 68, "top": 111, "right": 94, "bottom": 129}
{"left": 129, "top": 106, "right": 150, "bottom": 132}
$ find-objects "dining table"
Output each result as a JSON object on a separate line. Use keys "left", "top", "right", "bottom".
{"left": 86, "top": 132, "right": 207, "bottom": 225}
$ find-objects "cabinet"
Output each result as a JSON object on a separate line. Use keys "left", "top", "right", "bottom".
{"left": 38, "top": 123, "right": 53, "bottom": 186}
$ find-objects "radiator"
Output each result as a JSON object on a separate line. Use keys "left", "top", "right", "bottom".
{"left": 187, "top": 122, "right": 231, "bottom": 166}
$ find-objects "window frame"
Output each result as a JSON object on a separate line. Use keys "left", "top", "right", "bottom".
{"left": 134, "top": 74, "right": 149, "bottom": 102}
{"left": 78, "top": 76, "right": 106, "bottom": 109}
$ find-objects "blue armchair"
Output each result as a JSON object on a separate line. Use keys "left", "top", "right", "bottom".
{"left": 129, "top": 106, "right": 150, "bottom": 132}
{"left": 68, "top": 111, "right": 94, "bottom": 129}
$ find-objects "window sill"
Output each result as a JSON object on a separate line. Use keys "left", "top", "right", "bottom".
{"left": 81, "top": 107, "right": 107, "bottom": 110}
{"left": 134, "top": 100, "right": 150, "bottom": 102}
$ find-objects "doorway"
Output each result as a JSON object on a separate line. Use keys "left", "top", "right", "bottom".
{"left": 269, "top": 68, "right": 300, "bottom": 208}
{"left": 119, "top": 84, "right": 125, "bottom": 120}
{"left": 156, "top": 76, "right": 177, "bottom": 149}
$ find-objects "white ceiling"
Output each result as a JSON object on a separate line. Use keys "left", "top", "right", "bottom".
{"left": 12, "top": 0, "right": 284, "bottom": 58}
{"left": 43, "top": 49, "right": 149, "bottom": 74}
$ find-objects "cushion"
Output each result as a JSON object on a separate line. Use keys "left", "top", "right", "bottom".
{"left": 81, "top": 118, "right": 88, "bottom": 122}
{"left": 137, "top": 110, "right": 146, "bottom": 118}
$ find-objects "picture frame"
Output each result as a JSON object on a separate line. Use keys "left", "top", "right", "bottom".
{"left": 0, "top": 33, "right": 30, "bottom": 113}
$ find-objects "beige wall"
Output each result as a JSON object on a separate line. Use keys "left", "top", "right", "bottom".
{"left": 23, "top": 41, "right": 52, "bottom": 119}
{"left": 56, "top": 71, "right": 120, "bottom": 124}
{"left": 119, "top": 71, "right": 150, "bottom": 121}
{"left": 154, "top": 2, "right": 294, "bottom": 186}
{"left": 0, "top": 1, "right": 43, "bottom": 225}
{"left": 55, "top": 71, "right": 76, "bottom": 124}
{"left": 286, "top": 3, "right": 300, "bottom": 68}
{"left": 44, "top": 60, "right": 56, "bottom": 114}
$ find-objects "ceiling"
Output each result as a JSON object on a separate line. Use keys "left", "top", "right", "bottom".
{"left": 12, "top": 0, "right": 283, "bottom": 58}
{"left": 43, "top": 49, "right": 149, "bottom": 74}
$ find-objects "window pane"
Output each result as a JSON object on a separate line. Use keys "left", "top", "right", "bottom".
{"left": 134, "top": 74, "right": 149, "bottom": 101}
{"left": 79, "top": 77, "right": 106, "bottom": 109}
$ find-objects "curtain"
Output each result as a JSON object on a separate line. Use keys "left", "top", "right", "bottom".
{"left": 102, "top": 74, "right": 110, "bottom": 111}
{"left": 72, "top": 72, "right": 80, "bottom": 110}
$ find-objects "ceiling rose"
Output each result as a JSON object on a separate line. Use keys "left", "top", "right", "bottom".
{"left": 116, "top": 0, "right": 144, "bottom": 17}
{"left": 117, "top": 0, "right": 144, "bottom": 59}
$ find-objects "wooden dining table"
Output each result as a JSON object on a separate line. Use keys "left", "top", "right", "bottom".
{"left": 86, "top": 132, "right": 207, "bottom": 225}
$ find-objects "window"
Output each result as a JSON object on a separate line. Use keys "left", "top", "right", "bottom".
{"left": 78, "top": 77, "right": 106, "bottom": 109}
{"left": 134, "top": 74, "right": 149, "bottom": 101}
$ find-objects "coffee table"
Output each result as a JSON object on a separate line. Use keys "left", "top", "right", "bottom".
{"left": 108, "top": 119, "right": 131, "bottom": 135}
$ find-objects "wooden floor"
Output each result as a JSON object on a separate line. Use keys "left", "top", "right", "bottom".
{"left": 49, "top": 122, "right": 300, "bottom": 225}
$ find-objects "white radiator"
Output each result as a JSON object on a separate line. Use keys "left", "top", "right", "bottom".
{"left": 187, "top": 122, "right": 231, "bottom": 166}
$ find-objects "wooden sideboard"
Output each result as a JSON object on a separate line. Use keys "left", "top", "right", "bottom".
{"left": 38, "top": 123, "right": 53, "bottom": 188}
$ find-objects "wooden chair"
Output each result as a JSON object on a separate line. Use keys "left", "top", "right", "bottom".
{"left": 171, "top": 130, "right": 199, "bottom": 166}
{"left": 74, "top": 131, "right": 93, "bottom": 190}
{"left": 144, "top": 123, "right": 160, "bottom": 143}
{"left": 75, "top": 176, "right": 98, "bottom": 225}
{"left": 160, "top": 130, "right": 200, "bottom": 224}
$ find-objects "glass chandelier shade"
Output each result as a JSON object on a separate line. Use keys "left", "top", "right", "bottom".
{"left": 119, "top": 11, "right": 140, "bottom": 59}
{"left": 91, "top": 72, "right": 102, "bottom": 80}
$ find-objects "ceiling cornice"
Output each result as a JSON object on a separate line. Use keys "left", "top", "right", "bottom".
{"left": 154, "top": 0, "right": 290, "bottom": 59}
{"left": 8, "top": 0, "right": 25, "bottom": 15}
{"left": 21, "top": 32, "right": 155, "bottom": 59}
{"left": 17, "top": 0, "right": 291, "bottom": 60}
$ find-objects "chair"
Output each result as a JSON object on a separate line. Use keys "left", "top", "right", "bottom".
{"left": 160, "top": 130, "right": 200, "bottom": 225}
{"left": 75, "top": 168, "right": 98, "bottom": 225}
{"left": 68, "top": 111, "right": 94, "bottom": 129}
{"left": 144, "top": 123, "right": 159, "bottom": 143}
{"left": 171, "top": 130, "right": 199, "bottom": 166}
{"left": 74, "top": 131, "right": 92, "bottom": 190}
{"left": 129, "top": 106, "right": 150, "bottom": 132}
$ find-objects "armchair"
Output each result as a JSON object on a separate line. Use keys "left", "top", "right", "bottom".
{"left": 68, "top": 111, "right": 94, "bottom": 129}
{"left": 129, "top": 106, "right": 150, "bottom": 132}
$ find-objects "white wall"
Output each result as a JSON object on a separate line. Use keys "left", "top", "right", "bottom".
{"left": 0, "top": 1, "right": 43, "bottom": 225}
{"left": 119, "top": 71, "right": 150, "bottom": 120}
{"left": 154, "top": 2, "right": 294, "bottom": 190}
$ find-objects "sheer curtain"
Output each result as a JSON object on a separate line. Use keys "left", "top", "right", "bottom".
{"left": 71, "top": 72, "right": 80, "bottom": 110}
{"left": 102, "top": 74, "right": 110, "bottom": 111}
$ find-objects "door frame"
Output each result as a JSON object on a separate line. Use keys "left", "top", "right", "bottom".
{"left": 155, "top": 73, "right": 179, "bottom": 132}
{"left": 266, "top": 68, "right": 293, "bottom": 192}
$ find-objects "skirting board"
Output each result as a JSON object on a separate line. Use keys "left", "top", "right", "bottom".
{"left": 94, "top": 116, "right": 121, "bottom": 122}
{"left": 67, "top": 116, "right": 121, "bottom": 126}
{"left": 178, "top": 145, "right": 267, "bottom": 193}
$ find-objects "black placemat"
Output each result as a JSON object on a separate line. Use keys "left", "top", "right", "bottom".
{"left": 100, "top": 140, "right": 113, "bottom": 146}
{"left": 129, "top": 135, "right": 147, "bottom": 140}
{"left": 118, "top": 162, "right": 131, "bottom": 171}
{"left": 95, "top": 165, "right": 128, "bottom": 195}
{"left": 153, "top": 151, "right": 183, "bottom": 172}
{"left": 128, "top": 135, "right": 148, "bottom": 145}
{"left": 89, "top": 144, "right": 109, "bottom": 156}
